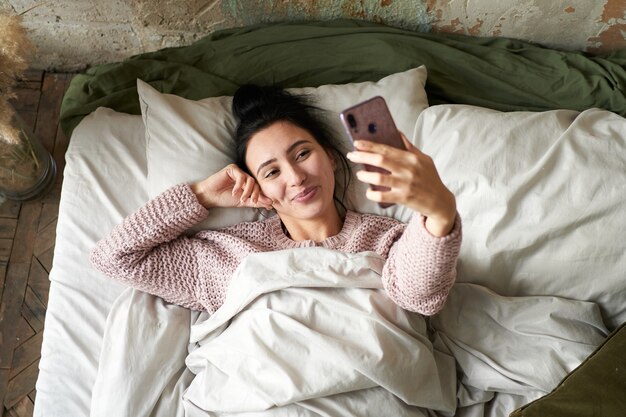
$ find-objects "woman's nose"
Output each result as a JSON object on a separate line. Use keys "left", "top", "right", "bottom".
{"left": 286, "top": 164, "right": 306, "bottom": 186}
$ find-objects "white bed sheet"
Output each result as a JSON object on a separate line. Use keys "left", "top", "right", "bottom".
{"left": 34, "top": 108, "right": 148, "bottom": 417}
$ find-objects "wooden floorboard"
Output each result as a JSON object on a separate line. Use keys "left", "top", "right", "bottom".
{"left": 0, "top": 70, "right": 71, "bottom": 417}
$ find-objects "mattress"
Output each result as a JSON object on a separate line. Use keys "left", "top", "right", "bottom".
{"left": 34, "top": 108, "right": 147, "bottom": 416}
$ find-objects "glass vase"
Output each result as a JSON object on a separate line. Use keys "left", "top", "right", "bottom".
{"left": 0, "top": 107, "right": 57, "bottom": 200}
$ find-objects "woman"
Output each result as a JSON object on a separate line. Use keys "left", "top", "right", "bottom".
{"left": 90, "top": 85, "right": 461, "bottom": 315}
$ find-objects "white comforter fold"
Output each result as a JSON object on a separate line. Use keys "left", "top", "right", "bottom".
{"left": 90, "top": 248, "right": 607, "bottom": 417}
{"left": 430, "top": 283, "right": 606, "bottom": 417}
{"left": 184, "top": 248, "right": 457, "bottom": 416}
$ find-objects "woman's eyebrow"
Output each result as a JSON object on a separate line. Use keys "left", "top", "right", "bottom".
{"left": 256, "top": 158, "right": 277, "bottom": 176}
{"left": 255, "top": 139, "right": 312, "bottom": 176}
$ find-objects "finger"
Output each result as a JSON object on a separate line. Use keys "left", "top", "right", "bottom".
{"left": 347, "top": 149, "right": 414, "bottom": 173}
{"left": 250, "top": 184, "right": 269, "bottom": 207}
{"left": 400, "top": 133, "right": 419, "bottom": 153}
{"left": 364, "top": 187, "right": 397, "bottom": 204}
{"left": 351, "top": 135, "right": 417, "bottom": 157}
{"left": 257, "top": 191, "right": 274, "bottom": 209}
{"left": 365, "top": 186, "right": 413, "bottom": 206}
{"left": 355, "top": 169, "right": 401, "bottom": 188}
{"left": 240, "top": 176, "right": 256, "bottom": 201}
{"left": 356, "top": 171, "right": 416, "bottom": 205}
{"left": 346, "top": 149, "right": 385, "bottom": 167}
{"left": 245, "top": 185, "right": 259, "bottom": 206}
{"left": 231, "top": 170, "right": 246, "bottom": 197}
{"left": 353, "top": 139, "right": 407, "bottom": 157}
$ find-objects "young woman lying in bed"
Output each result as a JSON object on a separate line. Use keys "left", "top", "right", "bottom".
{"left": 90, "top": 85, "right": 461, "bottom": 315}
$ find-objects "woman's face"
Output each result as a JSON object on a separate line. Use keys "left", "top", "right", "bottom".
{"left": 245, "top": 121, "right": 337, "bottom": 224}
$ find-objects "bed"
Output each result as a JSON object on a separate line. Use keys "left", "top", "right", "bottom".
{"left": 35, "top": 20, "right": 626, "bottom": 417}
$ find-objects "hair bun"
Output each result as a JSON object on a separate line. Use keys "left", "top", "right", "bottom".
{"left": 233, "top": 84, "right": 276, "bottom": 121}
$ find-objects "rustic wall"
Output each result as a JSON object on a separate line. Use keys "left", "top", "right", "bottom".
{"left": 427, "top": 0, "right": 626, "bottom": 54}
{"left": 2, "top": 0, "right": 625, "bottom": 71}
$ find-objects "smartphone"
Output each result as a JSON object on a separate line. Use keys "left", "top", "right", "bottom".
{"left": 340, "top": 96, "right": 405, "bottom": 208}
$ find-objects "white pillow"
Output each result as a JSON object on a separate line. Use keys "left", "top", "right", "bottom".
{"left": 139, "top": 66, "right": 429, "bottom": 229}
{"left": 413, "top": 104, "right": 626, "bottom": 329}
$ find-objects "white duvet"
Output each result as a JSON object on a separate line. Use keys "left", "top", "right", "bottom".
{"left": 91, "top": 248, "right": 606, "bottom": 417}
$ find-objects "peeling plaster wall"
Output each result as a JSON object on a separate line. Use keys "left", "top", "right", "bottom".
{"left": 587, "top": 0, "right": 626, "bottom": 54}
{"left": 1, "top": 0, "right": 625, "bottom": 71}
{"left": 427, "top": 0, "right": 625, "bottom": 54}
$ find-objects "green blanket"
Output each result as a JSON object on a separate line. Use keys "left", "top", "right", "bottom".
{"left": 60, "top": 19, "right": 626, "bottom": 137}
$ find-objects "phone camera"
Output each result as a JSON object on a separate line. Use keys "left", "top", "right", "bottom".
{"left": 347, "top": 114, "right": 357, "bottom": 129}
{"left": 368, "top": 123, "right": 377, "bottom": 134}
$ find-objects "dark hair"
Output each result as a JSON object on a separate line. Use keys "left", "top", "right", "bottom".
{"left": 232, "top": 84, "right": 351, "bottom": 211}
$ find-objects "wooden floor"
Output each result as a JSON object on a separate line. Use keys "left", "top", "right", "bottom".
{"left": 0, "top": 71, "right": 72, "bottom": 417}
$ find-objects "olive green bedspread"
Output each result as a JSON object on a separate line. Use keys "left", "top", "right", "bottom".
{"left": 60, "top": 19, "right": 626, "bottom": 137}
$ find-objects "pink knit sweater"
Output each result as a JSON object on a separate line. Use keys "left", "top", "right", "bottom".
{"left": 90, "top": 183, "right": 462, "bottom": 315}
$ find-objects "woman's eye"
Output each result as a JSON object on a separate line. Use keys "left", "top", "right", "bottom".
{"left": 296, "top": 149, "right": 310, "bottom": 160}
{"left": 264, "top": 169, "right": 278, "bottom": 179}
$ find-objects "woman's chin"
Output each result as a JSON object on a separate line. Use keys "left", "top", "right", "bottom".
{"left": 280, "top": 200, "right": 333, "bottom": 222}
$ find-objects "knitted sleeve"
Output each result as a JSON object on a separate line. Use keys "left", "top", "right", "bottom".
{"left": 89, "top": 183, "right": 210, "bottom": 310}
{"left": 381, "top": 213, "right": 462, "bottom": 316}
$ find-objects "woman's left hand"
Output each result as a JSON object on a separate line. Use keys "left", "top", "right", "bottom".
{"left": 346, "top": 133, "right": 457, "bottom": 237}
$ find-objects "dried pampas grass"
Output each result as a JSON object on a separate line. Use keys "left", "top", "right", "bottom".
{"left": 0, "top": 10, "right": 35, "bottom": 144}
{"left": 0, "top": 11, "right": 34, "bottom": 93}
{"left": 0, "top": 99, "right": 20, "bottom": 144}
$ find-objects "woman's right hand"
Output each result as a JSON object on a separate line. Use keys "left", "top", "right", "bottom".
{"left": 190, "top": 164, "right": 273, "bottom": 210}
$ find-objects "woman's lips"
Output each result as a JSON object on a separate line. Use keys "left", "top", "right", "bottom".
{"left": 292, "top": 186, "right": 318, "bottom": 203}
